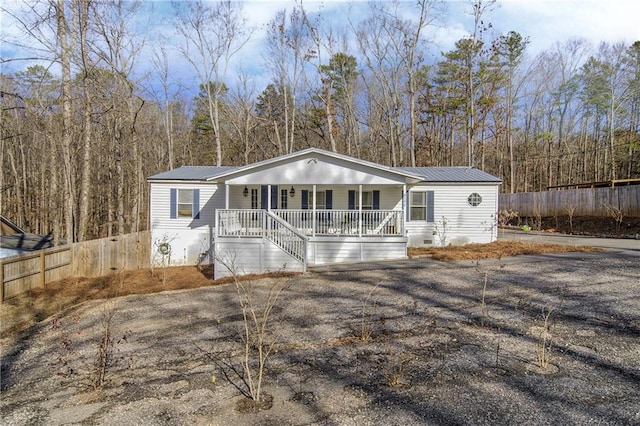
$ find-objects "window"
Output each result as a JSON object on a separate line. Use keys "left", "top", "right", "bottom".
{"left": 357, "top": 191, "right": 373, "bottom": 210}
{"left": 170, "top": 188, "right": 199, "bottom": 219}
{"left": 348, "top": 190, "right": 379, "bottom": 210}
{"left": 410, "top": 192, "right": 426, "bottom": 221}
{"left": 177, "top": 189, "right": 193, "bottom": 217}
{"left": 311, "top": 191, "right": 326, "bottom": 209}
{"left": 302, "top": 189, "right": 332, "bottom": 210}
{"left": 467, "top": 192, "right": 482, "bottom": 206}
{"left": 280, "top": 189, "right": 288, "bottom": 209}
{"left": 409, "top": 190, "right": 434, "bottom": 222}
{"left": 251, "top": 188, "right": 258, "bottom": 209}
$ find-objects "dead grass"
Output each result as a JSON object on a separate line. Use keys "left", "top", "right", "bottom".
{"left": 0, "top": 267, "right": 299, "bottom": 340}
{"left": 407, "top": 240, "right": 601, "bottom": 261}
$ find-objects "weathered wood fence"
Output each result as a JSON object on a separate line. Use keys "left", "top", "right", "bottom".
{"left": 1, "top": 231, "right": 150, "bottom": 302}
{"left": 499, "top": 186, "right": 640, "bottom": 217}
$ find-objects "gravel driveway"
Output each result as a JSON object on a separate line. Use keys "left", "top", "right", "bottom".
{"left": 1, "top": 249, "right": 639, "bottom": 425}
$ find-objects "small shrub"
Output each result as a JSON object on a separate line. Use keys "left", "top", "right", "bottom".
{"left": 498, "top": 209, "right": 519, "bottom": 228}
{"left": 603, "top": 203, "right": 624, "bottom": 233}
{"left": 535, "top": 307, "right": 554, "bottom": 369}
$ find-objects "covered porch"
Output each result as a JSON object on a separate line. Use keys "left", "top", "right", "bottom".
{"left": 214, "top": 184, "right": 409, "bottom": 277}
{"left": 219, "top": 182, "right": 407, "bottom": 235}
{"left": 210, "top": 150, "right": 420, "bottom": 277}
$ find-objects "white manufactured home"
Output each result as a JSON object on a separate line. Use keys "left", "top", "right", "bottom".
{"left": 148, "top": 148, "right": 502, "bottom": 278}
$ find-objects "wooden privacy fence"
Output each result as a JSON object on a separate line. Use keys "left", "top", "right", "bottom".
{"left": 499, "top": 186, "right": 640, "bottom": 218}
{"left": 1, "top": 230, "right": 150, "bottom": 302}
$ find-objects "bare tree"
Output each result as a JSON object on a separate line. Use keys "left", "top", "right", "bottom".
{"left": 394, "top": 0, "right": 441, "bottom": 167}
{"left": 55, "top": 0, "right": 78, "bottom": 242}
{"left": 174, "top": 0, "right": 251, "bottom": 166}
{"left": 298, "top": 2, "right": 340, "bottom": 152}
{"left": 227, "top": 72, "right": 259, "bottom": 165}
{"left": 264, "top": 8, "right": 307, "bottom": 154}
{"left": 355, "top": 2, "right": 406, "bottom": 165}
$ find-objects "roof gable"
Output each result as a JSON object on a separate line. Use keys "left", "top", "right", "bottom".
{"left": 213, "top": 148, "right": 423, "bottom": 183}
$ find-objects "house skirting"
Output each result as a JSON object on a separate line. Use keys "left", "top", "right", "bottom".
{"left": 214, "top": 236, "right": 407, "bottom": 278}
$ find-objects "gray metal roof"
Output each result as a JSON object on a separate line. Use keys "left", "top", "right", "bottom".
{"left": 148, "top": 166, "right": 238, "bottom": 181}
{"left": 394, "top": 167, "right": 502, "bottom": 183}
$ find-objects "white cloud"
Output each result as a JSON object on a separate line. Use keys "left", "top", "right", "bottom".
{"left": 494, "top": 0, "right": 640, "bottom": 53}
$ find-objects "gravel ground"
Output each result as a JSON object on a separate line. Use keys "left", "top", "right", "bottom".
{"left": 1, "top": 249, "right": 639, "bottom": 425}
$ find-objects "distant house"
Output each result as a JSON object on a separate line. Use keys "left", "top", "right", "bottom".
{"left": 0, "top": 215, "right": 54, "bottom": 258}
{"left": 148, "top": 148, "right": 502, "bottom": 277}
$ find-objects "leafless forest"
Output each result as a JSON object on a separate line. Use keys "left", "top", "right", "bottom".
{"left": 1, "top": 0, "right": 638, "bottom": 243}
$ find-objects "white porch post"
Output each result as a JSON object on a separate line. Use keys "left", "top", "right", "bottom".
{"left": 312, "top": 184, "right": 316, "bottom": 237}
{"left": 402, "top": 184, "right": 407, "bottom": 234}
{"left": 267, "top": 184, "right": 272, "bottom": 211}
{"left": 358, "top": 184, "right": 363, "bottom": 237}
{"left": 225, "top": 183, "right": 229, "bottom": 209}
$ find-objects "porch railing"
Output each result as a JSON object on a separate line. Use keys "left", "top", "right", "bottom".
{"left": 217, "top": 209, "right": 265, "bottom": 237}
{"left": 218, "top": 209, "right": 404, "bottom": 238}
{"left": 274, "top": 209, "right": 404, "bottom": 236}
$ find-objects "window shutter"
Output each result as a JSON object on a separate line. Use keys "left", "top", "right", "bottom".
{"left": 261, "top": 185, "right": 268, "bottom": 209}
{"left": 170, "top": 188, "right": 177, "bottom": 219}
{"left": 427, "top": 190, "right": 435, "bottom": 222}
{"left": 348, "top": 190, "right": 355, "bottom": 210}
{"left": 271, "top": 185, "right": 278, "bottom": 209}
{"left": 372, "top": 190, "right": 380, "bottom": 210}
{"left": 193, "top": 189, "right": 200, "bottom": 219}
{"left": 301, "top": 190, "right": 309, "bottom": 209}
{"left": 325, "top": 190, "right": 333, "bottom": 209}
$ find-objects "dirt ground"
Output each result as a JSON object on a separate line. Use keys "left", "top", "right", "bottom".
{"left": 0, "top": 241, "right": 600, "bottom": 341}
{"left": 1, "top": 241, "right": 639, "bottom": 425}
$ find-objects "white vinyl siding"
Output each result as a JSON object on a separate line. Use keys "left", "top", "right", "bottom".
{"left": 405, "top": 184, "right": 498, "bottom": 247}
{"left": 150, "top": 182, "right": 224, "bottom": 266}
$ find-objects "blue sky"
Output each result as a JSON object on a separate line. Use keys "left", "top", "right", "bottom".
{"left": 2, "top": 0, "right": 639, "bottom": 99}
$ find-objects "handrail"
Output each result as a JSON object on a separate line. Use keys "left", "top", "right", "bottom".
{"left": 264, "top": 211, "right": 307, "bottom": 269}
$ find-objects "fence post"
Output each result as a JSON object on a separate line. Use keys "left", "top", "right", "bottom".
{"left": 40, "top": 250, "right": 46, "bottom": 287}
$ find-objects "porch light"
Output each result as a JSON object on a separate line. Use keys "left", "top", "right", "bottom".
{"left": 289, "top": 186, "right": 295, "bottom": 197}
{"left": 243, "top": 186, "right": 249, "bottom": 197}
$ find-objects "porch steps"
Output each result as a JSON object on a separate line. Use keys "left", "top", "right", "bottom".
{"left": 264, "top": 212, "right": 308, "bottom": 266}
